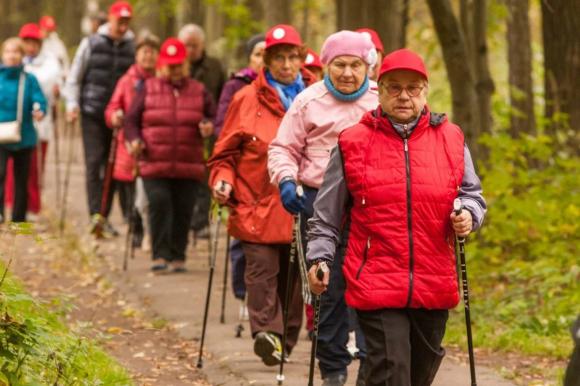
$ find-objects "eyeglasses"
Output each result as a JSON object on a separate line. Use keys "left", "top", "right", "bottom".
{"left": 381, "top": 83, "right": 424, "bottom": 97}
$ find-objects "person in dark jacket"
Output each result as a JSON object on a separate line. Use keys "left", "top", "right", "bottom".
{"left": 307, "top": 49, "right": 487, "bottom": 386}
{"left": 64, "top": 0, "right": 135, "bottom": 237}
{"left": 178, "top": 23, "right": 226, "bottom": 237}
{"left": 124, "top": 38, "right": 215, "bottom": 273}
{"left": 0, "top": 37, "right": 46, "bottom": 223}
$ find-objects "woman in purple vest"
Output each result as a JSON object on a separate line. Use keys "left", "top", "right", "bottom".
{"left": 125, "top": 38, "right": 215, "bottom": 273}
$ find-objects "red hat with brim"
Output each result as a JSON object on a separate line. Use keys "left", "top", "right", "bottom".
{"left": 39, "top": 16, "right": 56, "bottom": 32}
{"left": 109, "top": 1, "right": 133, "bottom": 19}
{"left": 356, "top": 28, "right": 384, "bottom": 53}
{"left": 158, "top": 38, "right": 187, "bottom": 66}
{"left": 19, "top": 23, "right": 42, "bottom": 40}
{"left": 265, "top": 24, "right": 303, "bottom": 50}
{"left": 378, "top": 48, "right": 428, "bottom": 81}
{"left": 304, "top": 48, "right": 323, "bottom": 69}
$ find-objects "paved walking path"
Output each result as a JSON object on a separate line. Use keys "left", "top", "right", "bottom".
{"left": 41, "top": 140, "right": 515, "bottom": 386}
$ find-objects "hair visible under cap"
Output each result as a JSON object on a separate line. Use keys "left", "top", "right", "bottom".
{"left": 264, "top": 44, "right": 307, "bottom": 66}
{"left": 1, "top": 37, "right": 24, "bottom": 56}
{"left": 178, "top": 24, "right": 205, "bottom": 42}
{"left": 136, "top": 31, "right": 161, "bottom": 51}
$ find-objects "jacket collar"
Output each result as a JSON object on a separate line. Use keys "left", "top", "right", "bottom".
{"left": 254, "top": 68, "right": 315, "bottom": 117}
{"left": 97, "top": 23, "right": 135, "bottom": 42}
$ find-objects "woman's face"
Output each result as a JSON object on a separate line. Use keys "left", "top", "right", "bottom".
{"left": 327, "top": 55, "right": 368, "bottom": 94}
{"left": 379, "top": 70, "right": 428, "bottom": 124}
{"left": 22, "top": 38, "right": 41, "bottom": 58}
{"left": 266, "top": 45, "right": 302, "bottom": 85}
{"left": 2, "top": 41, "right": 23, "bottom": 66}
{"left": 136, "top": 45, "right": 159, "bottom": 73}
{"left": 248, "top": 41, "right": 266, "bottom": 72}
{"left": 166, "top": 63, "right": 185, "bottom": 82}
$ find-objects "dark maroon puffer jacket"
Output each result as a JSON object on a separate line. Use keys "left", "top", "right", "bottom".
{"left": 137, "top": 77, "right": 210, "bottom": 180}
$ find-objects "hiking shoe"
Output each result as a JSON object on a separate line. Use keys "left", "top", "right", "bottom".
{"left": 102, "top": 220, "right": 119, "bottom": 238}
{"left": 322, "top": 373, "right": 347, "bottom": 386}
{"left": 253, "top": 332, "right": 282, "bottom": 366}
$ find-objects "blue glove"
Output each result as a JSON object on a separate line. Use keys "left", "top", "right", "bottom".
{"left": 279, "top": 179, "right": 306, "bottom": 214}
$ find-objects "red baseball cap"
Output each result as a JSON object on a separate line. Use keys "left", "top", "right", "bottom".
{"left": 356, "top": 28, "right": 384, "bottom": 53}
{"left": 109, "top": 1, "right": 133, "bottom": 19}
{"left": 304, "top": 48, "right": 323, "bottom": 69}
{"left": 265, "top": 25, "right": 303, "bottom": 50}
{"left": 19, "top": 23, "right": 42, "bottom": 40}
{"left": 378, "top": 48, "right": 428, "bottom": 81}
{"left": 158, "top": 38, "right": 187, "bottom": 66}
{"left": 39, "top": 16, "right": 56, "bottom": 32}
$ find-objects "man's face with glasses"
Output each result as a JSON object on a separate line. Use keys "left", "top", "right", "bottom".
{"left": 379, "top": 70, "right": 428, "bottom": 124}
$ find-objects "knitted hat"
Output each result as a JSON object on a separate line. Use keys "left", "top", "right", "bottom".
{"left": 320, "top": 30, "right": 377, "bottom": 66}
{"left": 378, "top": 48, "right": 428, "bottom": 81}
{"left": 245, "top": 34, "right": 265, "bottom": 57}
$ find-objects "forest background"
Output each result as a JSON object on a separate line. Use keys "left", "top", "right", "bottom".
{"left": 0, "top": 0, "right": 578, "bottom": 382}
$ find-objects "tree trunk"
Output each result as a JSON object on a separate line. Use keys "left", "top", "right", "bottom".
{"left": 507, "top": 0, "right": 535, "bottom": 136}
{"left": 262, "top": 0, "right": 291, "bottom": 26}
{"left": 541, "top": 0, "right": 580, "bottom": 142}
{"left": 472, "top": 0, "right": 495, "bottom": 137}
{"left": 426, "top": 0, "right": 480, "bottom": 156}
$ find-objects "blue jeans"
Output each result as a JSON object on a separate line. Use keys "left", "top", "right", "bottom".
{"left": 301, "top": 186, "right": 366, "bottom": 378}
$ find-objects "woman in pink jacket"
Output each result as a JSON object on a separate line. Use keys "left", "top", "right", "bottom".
{"left": 267, "top": 30, "right": 378, "bottom": 386}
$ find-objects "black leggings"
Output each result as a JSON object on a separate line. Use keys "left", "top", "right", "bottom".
{"left": 0, "top": 147, "right": 32, "bottom": 222}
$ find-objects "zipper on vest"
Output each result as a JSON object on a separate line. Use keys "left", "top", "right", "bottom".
{"left": 403, "top": 125, "right": 415, "bottom": 307}
{"left": 356, "top": 237, "right": 371, "bottom": 280}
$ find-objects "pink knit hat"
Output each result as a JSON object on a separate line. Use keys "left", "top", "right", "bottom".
{"left": 320, "top": 30, "right": 377, "bottom": 66}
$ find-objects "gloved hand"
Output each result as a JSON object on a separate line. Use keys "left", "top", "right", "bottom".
{"left": 279, "top": 179, "right": 305, "bottom": 214}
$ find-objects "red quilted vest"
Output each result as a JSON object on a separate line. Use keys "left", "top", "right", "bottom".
{"left": 338, "top": 107, "right": 465, "bottom": 311}
{"left": 140, "top": 77, "right": 205, "bottom": 180}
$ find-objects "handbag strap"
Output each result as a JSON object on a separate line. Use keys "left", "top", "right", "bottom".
{"left": 16, "top": 72, "right": 25, "bottom": 123}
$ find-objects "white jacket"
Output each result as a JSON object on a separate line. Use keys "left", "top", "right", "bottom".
{"left": 24, "top": 51, "right": 63, "bottom": 141}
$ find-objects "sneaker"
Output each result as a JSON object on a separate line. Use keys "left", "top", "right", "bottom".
{"left": 89, "top": 214, "right": 104, "bottom": 237}
{"left": 253, "top": 331, "right": 282, "bottom": 366}
{"left": 151, "top": 259, "right": 168, "bottom": 273}
{"left": 322, "top": 372, "right": 347, "bottom": 386}
{"left": 347, "top": 330, "right": 360, "bottom": 359}
{"left": 171, "top": 261, "right": 187, "bottom": 273}
{"left": 195, "top": 226, "right": 210, "bottom": 240}
{"left": 102, "top": 220, "right": 119, "bottom": 238}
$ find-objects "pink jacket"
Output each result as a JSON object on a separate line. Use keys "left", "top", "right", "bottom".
{"left": 268, "top": 80, "right": 378, "bottom": 189}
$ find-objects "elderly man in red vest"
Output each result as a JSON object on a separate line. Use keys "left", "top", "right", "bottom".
{"left": 307, "top": 49, "right": 487, "bottom": 385}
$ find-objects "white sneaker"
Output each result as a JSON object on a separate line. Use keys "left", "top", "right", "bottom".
{"left": 347, "top": 330, "right": 360, "bottom": 358}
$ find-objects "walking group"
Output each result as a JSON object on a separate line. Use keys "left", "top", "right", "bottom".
{"left": 0, "top": 1, "right": 488, "bottom": 385}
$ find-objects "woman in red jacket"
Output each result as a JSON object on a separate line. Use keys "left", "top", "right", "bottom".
{"left": 124, "top": 38, "right": 215, "bottom": 273}
{"left": 208, "top": 24, "right": 314, "bottom": 367}
{"left": 105, "top": 33, "right": 160, "bottom": 249}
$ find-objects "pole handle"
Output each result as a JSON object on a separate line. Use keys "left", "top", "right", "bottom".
{"left": 316, "top": 262, "right": 328, "bottom": 281}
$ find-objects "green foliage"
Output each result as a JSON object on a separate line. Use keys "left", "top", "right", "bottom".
{"left": 205, "top": 0, "right": 264, "bottom": 49}
{"left": 0, "top": 246, "right": 132, "bottom": 385}
{"left": 445, "top": 130, "right": 579, "bottom": 361}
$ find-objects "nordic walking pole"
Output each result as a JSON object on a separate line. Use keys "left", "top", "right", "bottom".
{"left": 277, "top": 185, "right": 303, "bottom": 385}
{"left": 59, "top": 119, "right": 76, "bottom": 236}
{"left": 94, "top": 111, "right": 121, "bottom": 238}
{"left": 220, "top": 233, "right": 231, "bottom": 324}
{"left": 308, "top": 261, "right": 328, "bottom": 386}
{"left": 197, "top": 182, "right": 225, "bottom": 369}
{"left": 453, "top": 198, "right": 477, "bottom": 386}
{"left": 52, "top": 104, "right": 61, "bottom": 208}
{"left": 123, "top": 161, "right": 140, "bottom": 271}
{"left": 32, "top": 103, "right": 44, "bottom": 191}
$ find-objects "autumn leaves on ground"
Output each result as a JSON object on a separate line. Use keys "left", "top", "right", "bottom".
{"left": 0, "top": 219, "right": 209, "bottom": 386}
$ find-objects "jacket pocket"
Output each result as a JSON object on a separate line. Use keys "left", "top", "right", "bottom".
{"left": 356, "top": 237, "right": 371, "bottom": 280}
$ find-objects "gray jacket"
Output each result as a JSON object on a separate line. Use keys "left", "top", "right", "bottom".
{"left": 306, "top": 128, "right": 487, "bottom": 264}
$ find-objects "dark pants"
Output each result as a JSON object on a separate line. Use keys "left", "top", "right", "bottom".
{"left": 0, "top": 147, "right": 32, "bottom": 222}
{"left": 143, "top": 178, "right": 197, "bottom": 262}
{"left": 242, "top": 242, "right": 303, "bottom": 353}
{"left": 81, "top": 113, "right": 115, "bottom": 216}
{"left": 230, "top": 238, "right": 246, "bottom": 300}
{"left": 301, "top": 186, "right": 367, "bottom": 378}
{"left": 564, "top": 315, "right": 580, "bottom": 386}
{"left": 191, "top": 184, "right": 211, "bottom": 231}
{"left": 357, "top": 308, "right": 448, "bottom": 386}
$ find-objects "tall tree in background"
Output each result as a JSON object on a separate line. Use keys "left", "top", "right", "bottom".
{"left": 426, "top": 0, "right": 480, "bottom": 156}
{"left": 335, "top": 0, "right": 406, "bottom": 54}
{"left": 506, "top": 0, "right": 535, "bottom": 136}
{"left": 262, "top": 0, "right": 291, "bottom": 25}
{"left": 541, "top": 0, "right": 580, "bottom": 142}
